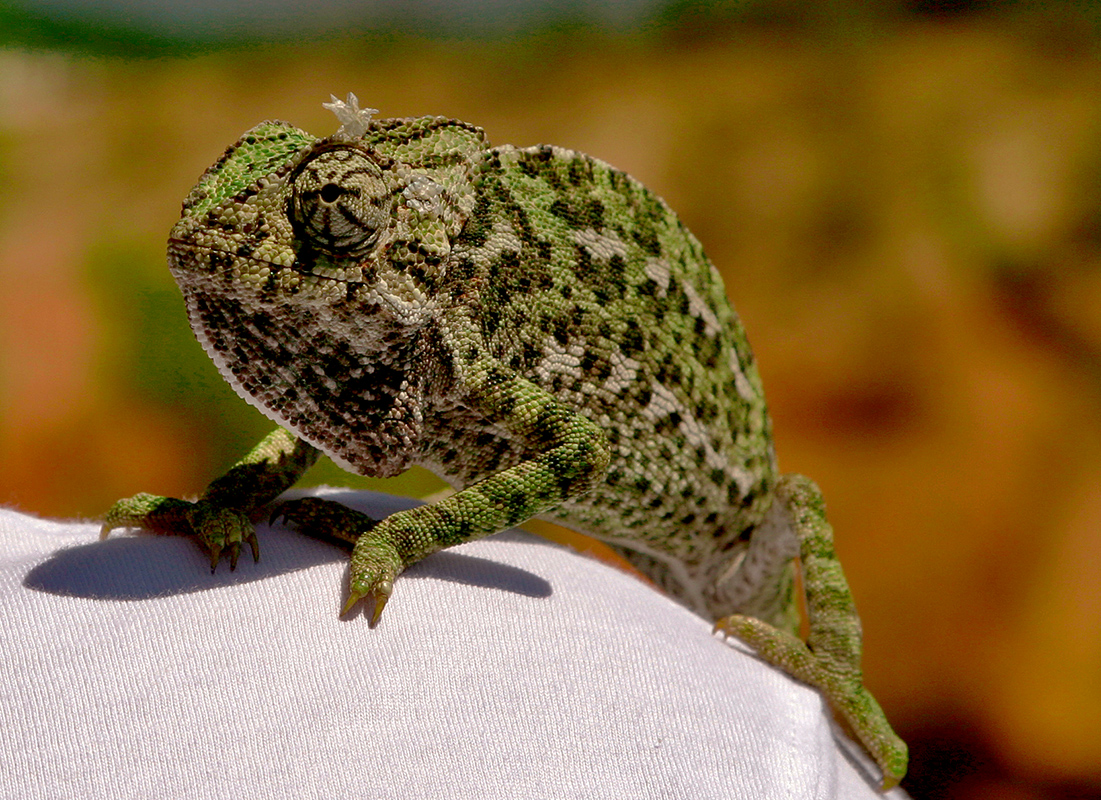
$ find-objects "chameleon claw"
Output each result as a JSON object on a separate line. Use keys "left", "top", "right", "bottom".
{"left": 228, "top": 541, "right": 241, "bottom": 571}
{"left": 713, "top": 615, "right": 740, "bottom": 639}
{"left": 246, "top": 532, "right": 260, "bottom": 563}
{"left": 369, "top": 581, "right": 393, "bottom": 626}
{"left": 341, "top": 589, "right": 366, "bottom": 616}
{"left": 209, "top": 543, "right": 223, "bottom": 573}
{"left": 340, "top": 578, "right": 393, "bottom": 623}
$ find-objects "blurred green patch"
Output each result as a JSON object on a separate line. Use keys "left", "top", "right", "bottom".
{"left": 4, "top": 0, "right": 1098, "bottom": 64}
{"left": 0, "top": 3, "right": 203, "bottom": 57}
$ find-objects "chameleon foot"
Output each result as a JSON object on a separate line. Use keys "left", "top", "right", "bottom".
{"left": 272, "top": 498, "right": 395, "bottom": 623}
{"left": 714, "top": 614, "right": 908, "bottom": 791}
{"left": 102, "top": 493, "right": 259, "bottom": 571}
{"left": 345, "top": 532, "right": 402, "bottom": 625}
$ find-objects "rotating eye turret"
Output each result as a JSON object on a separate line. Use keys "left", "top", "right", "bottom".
{"left": 292, "top": 147, "right": 390, "bottom": 257}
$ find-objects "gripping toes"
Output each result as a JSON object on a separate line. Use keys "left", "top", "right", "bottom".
{"left": 269, "top": 498, "right": 396, "bottom": 623}
{"left": 185, "top": 502, "right": 258, "bottom": 571}
{"left": 714, "top": 613, "right": 908, "bottom": 791}
{"left": 345, "top": 532, "right": 403, "bottom": 625}
{"left": 101, "top": 494, "right": 258, "bottom": 571}
{"left": 102, "top": 493, "right": 197, "bottom": 537}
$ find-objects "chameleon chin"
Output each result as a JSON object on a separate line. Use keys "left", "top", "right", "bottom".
{"left": 102, "top": 93, "right": 907, "bottom": 789}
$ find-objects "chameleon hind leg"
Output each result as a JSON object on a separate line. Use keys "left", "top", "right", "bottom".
{"left": 714, "top": 474, "right": 908, "bottom": 790}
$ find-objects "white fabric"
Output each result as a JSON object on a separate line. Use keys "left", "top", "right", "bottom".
{"left": 0, "top": 489, "right": 907, "bottom": 799}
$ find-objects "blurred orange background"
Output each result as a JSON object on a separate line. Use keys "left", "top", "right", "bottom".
{"left": 2, "top": 4, "right": 1100, "bottom": 798}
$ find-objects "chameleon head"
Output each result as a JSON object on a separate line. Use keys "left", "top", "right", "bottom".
{"left": 168, "top": 120, "right": 451, "bottom": 327}
{"left": 165, "top": 116, "right": 465, "bottom": 475}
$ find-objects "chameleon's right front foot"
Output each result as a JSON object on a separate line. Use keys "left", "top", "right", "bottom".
{"left": 102, "top": 493, "right": 259, "bottom": 571}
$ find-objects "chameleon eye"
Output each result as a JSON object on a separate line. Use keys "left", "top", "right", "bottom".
{"left": 292, "top": 147, "right": 389, "bottom": 257}
{"left": 319, "top": 183, "right": 343, "bottom": 203}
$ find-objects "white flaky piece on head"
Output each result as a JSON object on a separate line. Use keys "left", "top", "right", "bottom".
{"left": 323, "top": 92, "right": 378, "bottom": 138}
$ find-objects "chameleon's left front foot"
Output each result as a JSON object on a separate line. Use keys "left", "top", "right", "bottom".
{"left": 714, "top": 614, "right": 908, "bottom": 790}
{"left": 274, "top": 497, "right": 400, "bottom": 624}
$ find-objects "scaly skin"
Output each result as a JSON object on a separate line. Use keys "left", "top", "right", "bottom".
{"left": 103, "top": 95, "right": 906, "bottom": 788}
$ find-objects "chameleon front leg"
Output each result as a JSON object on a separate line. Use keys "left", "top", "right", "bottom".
{"left": 280, "top": 359, "right": 611, "bottom": 624}
{"left": 102, "top": 427, "right": 320, "bottom": 569}
{"left": 714, "top": 474, "right": 908, "bottom": 790}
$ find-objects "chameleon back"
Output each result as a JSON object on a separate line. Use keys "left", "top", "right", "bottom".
{"left": 425, "top": 143, "right": 780, "bottom": 600}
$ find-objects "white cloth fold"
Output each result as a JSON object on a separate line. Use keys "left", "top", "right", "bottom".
{"left": 0, "top": 489, "right": 906, "bottom": 799}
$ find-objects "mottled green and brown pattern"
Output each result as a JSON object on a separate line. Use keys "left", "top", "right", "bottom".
{"left": 103, "top": 98, "right": 907, "bottom": 789}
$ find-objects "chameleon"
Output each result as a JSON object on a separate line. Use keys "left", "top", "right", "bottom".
{"left": 102, "top": 93, "right": 907, "bottom": 788}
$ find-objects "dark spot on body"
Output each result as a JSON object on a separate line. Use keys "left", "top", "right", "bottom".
{"left": 586, "top": 198, "right": 605, "bottom": 230}
{"left": 632, "top": 224, "right": 662, "bottom": 257}
{"left": 621, "top": 322, "right": 644, "bottom": 356}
